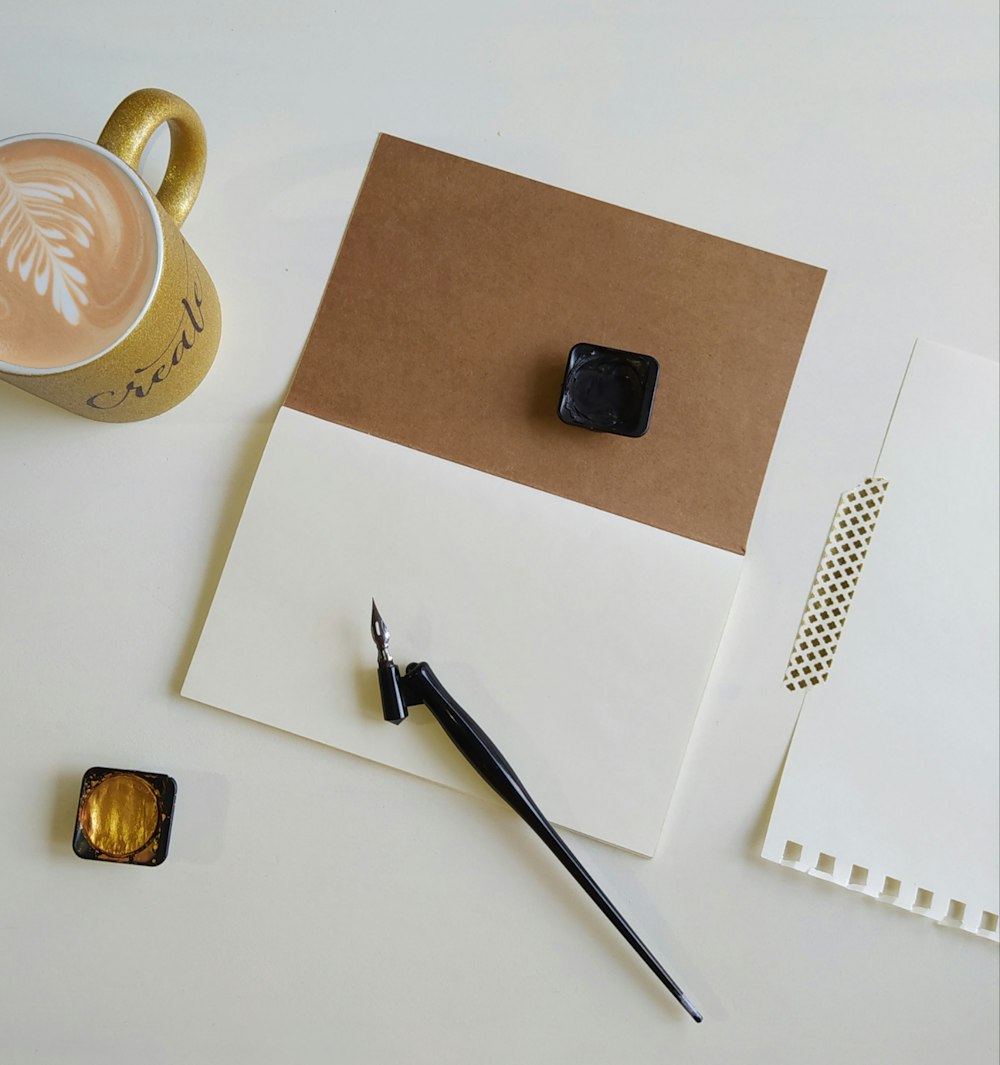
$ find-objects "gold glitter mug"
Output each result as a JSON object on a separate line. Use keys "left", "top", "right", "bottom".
{"left": 0, "top": 88, "right": 221, "bottom": 421}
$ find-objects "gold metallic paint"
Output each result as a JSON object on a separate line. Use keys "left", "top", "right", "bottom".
{"left": 79, "top": 773, "right": 160, "bottom": 857}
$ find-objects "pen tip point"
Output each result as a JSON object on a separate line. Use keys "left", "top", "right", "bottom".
{"left": 678, "top": 993, "right": 703, "bottom": 1023}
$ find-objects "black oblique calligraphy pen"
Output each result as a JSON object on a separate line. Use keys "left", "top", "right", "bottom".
{"left": 370, "top": 601, "right": 703, "bottom": 1023}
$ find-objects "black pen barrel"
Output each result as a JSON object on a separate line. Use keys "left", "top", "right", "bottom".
{"left": 526, "top": 815, "right": 702, "bottom": 1022}
{"left": 400, "top": 662, "right": 702, "bottom": 1023}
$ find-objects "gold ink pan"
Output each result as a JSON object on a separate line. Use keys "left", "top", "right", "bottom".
{"left": 73, "top": 767, "right": 176, "bottom": 866}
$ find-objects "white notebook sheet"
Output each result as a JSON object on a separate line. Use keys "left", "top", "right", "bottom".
{"left": 763, "top": 340, "right": 999, "bottom": 939}
{"left": 183, "top": 407, "right": 743, "bottom": 856}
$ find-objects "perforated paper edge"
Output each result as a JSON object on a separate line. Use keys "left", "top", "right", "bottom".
{"left": 769, "top": 472, "right": 998, "bottom": 942}
{"left": 783, "top": 478, "right": 889, "bottom": 691}
{"left": 768, "top": 838, "right": 999, "bottom": 941}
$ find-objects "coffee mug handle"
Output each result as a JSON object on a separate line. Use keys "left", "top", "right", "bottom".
{"left": 97, "top": 88, "right": 207, "bottom": 228}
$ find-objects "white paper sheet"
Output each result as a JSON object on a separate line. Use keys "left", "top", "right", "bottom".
{"left": 763, "top": 340, "right": 999, "bottom": 938}
{"left": 183, "top": 407, "right": 743, "bottom": 856}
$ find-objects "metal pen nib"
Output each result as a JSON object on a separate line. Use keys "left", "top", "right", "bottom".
{"left": 371, "top": 599, "right": 392, "bottom": 665}
{"left": 372, "top": 600, "right": 409, "bottom": 724}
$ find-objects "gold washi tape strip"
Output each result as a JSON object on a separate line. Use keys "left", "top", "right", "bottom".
{"left": 783, "top": 477, "right": 889, "bottom": 691}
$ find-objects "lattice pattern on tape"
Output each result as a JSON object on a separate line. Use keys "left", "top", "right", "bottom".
{"left": 784, "top": 478, "right": 889, "bottom": 690}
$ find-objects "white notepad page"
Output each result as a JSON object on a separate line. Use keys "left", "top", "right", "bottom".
{"left": 764, "top": 340, "right": 999, "bottom": 938}
{"left": 184, "top": 407, "right": 743, "bottom": 856}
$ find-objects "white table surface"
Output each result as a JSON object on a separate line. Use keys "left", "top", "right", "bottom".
{"left": 2, "top": 3, "right": 997, "bottom": 1062}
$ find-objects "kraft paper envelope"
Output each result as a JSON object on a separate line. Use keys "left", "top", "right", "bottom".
{"left": 764, "top": 340, "right": 999, "bottom": 938}
{"left": 183, "top": 135, "right": 825, "bottom": 855}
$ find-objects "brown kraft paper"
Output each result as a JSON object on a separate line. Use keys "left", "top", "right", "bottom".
{"left": 286, "top": 135, "right": 826, "bottom": 554}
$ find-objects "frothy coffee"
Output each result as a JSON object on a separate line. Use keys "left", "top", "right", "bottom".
{"left": 0, "top": 137, "right": 158, "bottom": 370}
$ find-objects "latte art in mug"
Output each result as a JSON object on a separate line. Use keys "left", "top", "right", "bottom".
{"left": 0, "top": 137, "right": 158, "bottom": 369}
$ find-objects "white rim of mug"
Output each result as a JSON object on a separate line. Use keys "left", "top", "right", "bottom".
{"left": 0, "top": 132, "right": 165, "bottom": 377}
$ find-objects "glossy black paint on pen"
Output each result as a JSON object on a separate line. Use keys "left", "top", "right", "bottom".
{"left": 369, "top": 600, "right": 703, "bottom": 1023}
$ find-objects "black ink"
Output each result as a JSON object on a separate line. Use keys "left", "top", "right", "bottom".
{"left": 557, "top": 342, "right": 659, "bottom": 438}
